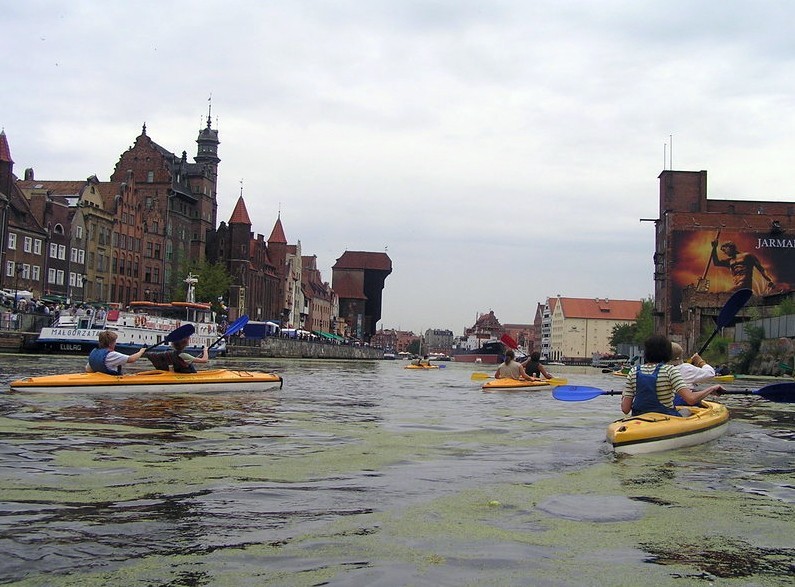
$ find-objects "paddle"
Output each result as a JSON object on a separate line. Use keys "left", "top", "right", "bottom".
{"left": 142, "top": 323, "right": 195, "bottom": 352}
{"left": 500, "top": 334, "right": 518, "bottom": 350}
{"left": 552, "top": 382, "right": 794, "bottom": 403}
{"left": 207, "top": 315, "right": 249, "bottom": 350}
{"left": 696, "top": 288, "right": 752, "bottom": 355}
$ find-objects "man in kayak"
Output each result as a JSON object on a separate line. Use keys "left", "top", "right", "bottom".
{"left": 146, "top": 337, "right": 209, "bottom": 373}
{"left": 85, "top": 330, "right": 146, "bottom": 375}
{"left": 622, "top": 335, "right": 720, "bottom": 416}
{"left": 495, "top": 349, "right": 534, "bottom": 380}
{"left": 521, "top": 351, "right": 554, "bottom": 380}
{"left": 669, "top": 342, "right": 726, "bottom": 396}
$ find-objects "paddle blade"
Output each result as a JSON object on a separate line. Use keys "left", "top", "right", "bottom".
{"left": 471, "top": 372, "right": 493, "bottom": 380}
{"left": 552, "top": 385, "right": 611, "bottom": 402}
{"left": 547, "top": 378, "right": 568, "bottom": 387}
{"left": 144, "top": 323, "right": 195, "bottom": 351}
{"left": 500, "top": 334, "right": 518, "bottom": 350}
{"left": 716, "top": 288, "right": 752, "bottom": 328}
{"left": 754, "top": 382, "right": 795, "bottom": 402}
{"left": 224, "top": 315, "right": 250, "bottom": 337}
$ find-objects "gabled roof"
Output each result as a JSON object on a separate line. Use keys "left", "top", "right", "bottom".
{"left": 16, "top": 180, "right": 86, "bottom": 196}
{"left": 268, "top": 216, "right": 287, "bottom": 244}
{"left": 229, "top": 196, "right": 252, "bottom": 225}
{"left": 333, "top": 251, "right": 392, "bottom": 271}
{"left": 557, "top": 297, "right": 642, "bottom": 321}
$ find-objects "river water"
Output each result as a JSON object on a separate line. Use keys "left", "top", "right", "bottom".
{"left": 0, "top": 355, "right": 792, "bottom": 586}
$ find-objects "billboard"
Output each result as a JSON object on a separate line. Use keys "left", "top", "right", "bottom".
{"left": 669, "top": 230, "right": 794, "bottom": 322}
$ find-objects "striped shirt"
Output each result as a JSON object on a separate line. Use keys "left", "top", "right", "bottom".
{"left": 623, "top": 363, "right": 687, "bottom": 408}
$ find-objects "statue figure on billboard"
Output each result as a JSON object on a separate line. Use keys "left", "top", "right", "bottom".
{"left": 710, "top": 239, "right": 775, "bottom": 292}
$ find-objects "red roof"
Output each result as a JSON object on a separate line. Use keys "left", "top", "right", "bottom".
{"left": 333, "top": 251, "right": 392, "bottom": 271}
{"left": 268, "top": 216, "right": 287, "bottom": 244}
{"left": 229, "top": 196, "right": 252, "bottom": 225}
{"left": 557, "top": 297, "right": 642, "bottom": 321}
{"left": 0, "top": 131, "right": 14, "bottom": 163}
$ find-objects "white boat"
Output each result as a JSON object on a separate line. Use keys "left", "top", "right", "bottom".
{"left": 35, "top": 300, "right": 224, "bottom": 356}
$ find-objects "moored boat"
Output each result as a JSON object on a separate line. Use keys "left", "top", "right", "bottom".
{"left": 606, "top": 400, "right": 729, "bottom": 454}
{"left": 9, "top": 368, "right": 283, "bottom": 394}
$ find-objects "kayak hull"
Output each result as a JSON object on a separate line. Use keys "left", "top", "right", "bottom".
{"left": 606, "top": 400, "right": 729, "bottom": 454}
{"left": 8, "top": 369, "right": 283, "bottom": 394}
{"left": 482, "top": 378, "right": 551, "bottom": 391}
{"left": 404, "top": 365, "right": 439, "bottom": 370}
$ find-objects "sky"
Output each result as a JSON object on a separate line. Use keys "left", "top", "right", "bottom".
{"left": 3, "top": 1, "right": 795, "bottom": 334}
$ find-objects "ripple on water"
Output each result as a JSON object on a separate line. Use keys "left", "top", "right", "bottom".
{"left": 536, "top": 494, "right": 646, "bottom": 522}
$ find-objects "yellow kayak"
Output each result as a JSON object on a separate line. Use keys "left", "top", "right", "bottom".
{"left": 606, "top": 400, "right": 729, "bottom": 454}
{"left": 404, "top": 364, "right": 439, "bottom": 370}
{"left": 9, "top": 369, "right": 283, "bottom": 394}
{"left": 482, "top": 377, "right": 567, "bottom": 391}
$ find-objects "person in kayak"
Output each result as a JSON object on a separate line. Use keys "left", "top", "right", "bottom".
{"left": 495, "top": 349, "right": 533, "bottom": 380}
{"left": 621, "top": 334, "right": 720, "bottom": 416}
{"left": 85, "top": 330, "right": 146, "bottom": 375}
{"left": 521, "top": 351, "right": 554, "bottom": 380}
{"left": 145, "top": 337, "right": 209, "bottom": 373}
{"left": 669, "top": 342, "right": 726, "bottom": 395}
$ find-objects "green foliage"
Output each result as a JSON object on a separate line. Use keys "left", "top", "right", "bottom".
{"left": 772, "top": 296, "right": 795, "bottom": 317}
{"left": 733, "top": 323, "right": 765, "bottom": 374}
{"left": 633, "top": 298, "right": 654, "bottom": 344}
{"left": 171, "top": 260, "right": 232, "bottom": 317}
{"left": 609, "top": 298, "right": 654, "bottom": 349}
{"left": 406, "top": 339, "right": 422, "bottom": 355}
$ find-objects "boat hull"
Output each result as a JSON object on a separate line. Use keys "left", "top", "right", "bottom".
{"left": 8, "top": 369, "right": 282, "bottom": 394}
{"left": 606, "top": 400, "right": 729, "bottom": 454}
{"left": 482, "top": 378, "right": 550, "bottom": 391}
{"left": 404, "top": 364, "right": 440, "bottom": 370}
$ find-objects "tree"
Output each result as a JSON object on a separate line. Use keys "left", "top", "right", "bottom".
{"left": 609, "top": 298, "right": 654, "bottom": 348}
{"left": 172, "top": 260, "right": 232, "bottom": 318}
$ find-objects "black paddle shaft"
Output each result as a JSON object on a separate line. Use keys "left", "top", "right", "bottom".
{"left": 697, "top": 288, "right": 752, "bottom": 356}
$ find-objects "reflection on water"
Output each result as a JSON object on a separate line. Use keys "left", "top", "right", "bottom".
{"left": 0, "top": 355, "right": 793, "bottom": 585}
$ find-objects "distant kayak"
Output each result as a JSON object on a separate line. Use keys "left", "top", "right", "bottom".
{"left": 404, "top": 364, "right": 440, "bottom": 370}
{"left": 606, "top": 400, "right": 729, "bottom": 455}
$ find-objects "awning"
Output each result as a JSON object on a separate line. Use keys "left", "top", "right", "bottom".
{"left": 313, "top": 330, "right": 345, "bottom": 341}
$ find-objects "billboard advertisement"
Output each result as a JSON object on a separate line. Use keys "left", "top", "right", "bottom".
{"left": 669, "top": 230, "right": 794, "bottom": 322}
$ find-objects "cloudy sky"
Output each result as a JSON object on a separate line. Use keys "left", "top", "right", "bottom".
{"left": 3, "top": 1, "right": 794, "bottom": 334}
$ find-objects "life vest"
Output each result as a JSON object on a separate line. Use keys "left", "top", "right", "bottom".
{"left": 632, "top": 363, "right": 680, "bottom": 417}
{"left": 525, "top": 359, "right": 541, "bottom": 377}
{"left": 146, "top": 350, "right": 196, "bottom": 373}
{"left": 88, "top": 348, "right": 122, "bottom": 375}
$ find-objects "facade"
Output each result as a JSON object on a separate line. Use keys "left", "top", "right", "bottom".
{"left": 424, "top": 328, "right": 454, "bottom": 354}
{"left": 502, "top": 322, "right": 534, "bottom": 352}
{"left": 543, "top": 296, "right": 643, "bottom": 362}
{"left": 302, "top": 255, "right": 335, "bottom": 334}
{"left": 331, "top": 251, "right": 392, "bottom": 340}
{"left": 654, "top": 170, "right": 795, "bottom": 351}
{"left": 455, "top": 310, "right": 503, "bottom": 351}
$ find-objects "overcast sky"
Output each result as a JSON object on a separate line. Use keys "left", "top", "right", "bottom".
{"left": 3, "top": 1, "right": 794, "bottom": 334}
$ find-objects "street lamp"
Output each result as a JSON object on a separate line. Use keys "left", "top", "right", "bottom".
{"left": 13, "top": 263, "right": 23, "bottom": 312}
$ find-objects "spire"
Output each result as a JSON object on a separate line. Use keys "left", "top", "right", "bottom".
{"left": 141, "top": 122, "right": 147, "bottom": 136}
{"left": 268, "top": 214, "right": 287, "bottom": 244}
{"left": 229, "top": 196, "right": 252, "bottom": 225}
{"left": 0, "top": 130, "right": 13, "bottom": 164}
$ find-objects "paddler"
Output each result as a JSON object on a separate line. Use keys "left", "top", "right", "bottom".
{"left": 495, "top": 349, "right": 534, "bottom": 380}
{"left": 622, "top": 335, "right": 721, "bottom": 417}
{"left": 669, "top": 342, "right": 726, "bottom": 396}
{"left": 145, "top": 337, "right": 209, "bottom": 373}
{"left": 85, "top": 330, "right": 146, "bottom": 375}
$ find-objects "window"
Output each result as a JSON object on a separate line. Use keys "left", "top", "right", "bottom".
{"left": 76, "top": 226, "right": 83, "bottom": 239}
{"left": 146, "top": 242, "right": 153, "bottom": 257}
{"left": 78, "top": 250, "right": 85, "bottom": 264}
{"left": 22, "top": 264, "right": 31, "bottom": 279}
{"left": 31, "top": 266, "right": 40, "bottom": 281}
{"left": 154, "top": 244, "right": 161, "bottom": 259}
{"left": 58, "top": 245, "right": 66, "bottom": 260}
{"left": 34, "top": 239, "right": 42, "bottom": 255}
{"left": 5, "top": 262, "right": 13, "bottom": 277}
{"left": 147, "top": 171, "right": 154, "bottom": 183}
{"left": 69, "top": 272, "right": 77, "bottom": 287}
{"left": 71, "top": 248, "right": 79, "bottom": 263}
{"left": 50, "top": 243, "right": 58, "bottom": 258}
{"left": 56, "top": 270, "right": 65, "bottom": 285}
{"left": 23, "top": 237, "right": 32, "bottom": 253}
{"left": 48, "top": 268, "right": 57, "bottom": 284}
{"left": 7, "top": 233, "right": 16, "bottom": 250}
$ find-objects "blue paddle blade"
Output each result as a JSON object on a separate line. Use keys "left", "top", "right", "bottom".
{"left": 754, "top": 382, "right": 794, "bottom": 402}
{"left": 166, "top": 323, "right": 196, "bottom": 342}
{"left": 224, "top": 315, "right": 249, "bottom": 337}
{"left": 552, "top": 385, "right": 608, "bottom": 402}
{"left": 716, "top": 288, "right": 752, "bottom": 328}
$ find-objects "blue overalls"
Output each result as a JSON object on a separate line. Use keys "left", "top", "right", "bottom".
{"left": 631, "top": 363, "right": 681, "bottom": 417}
